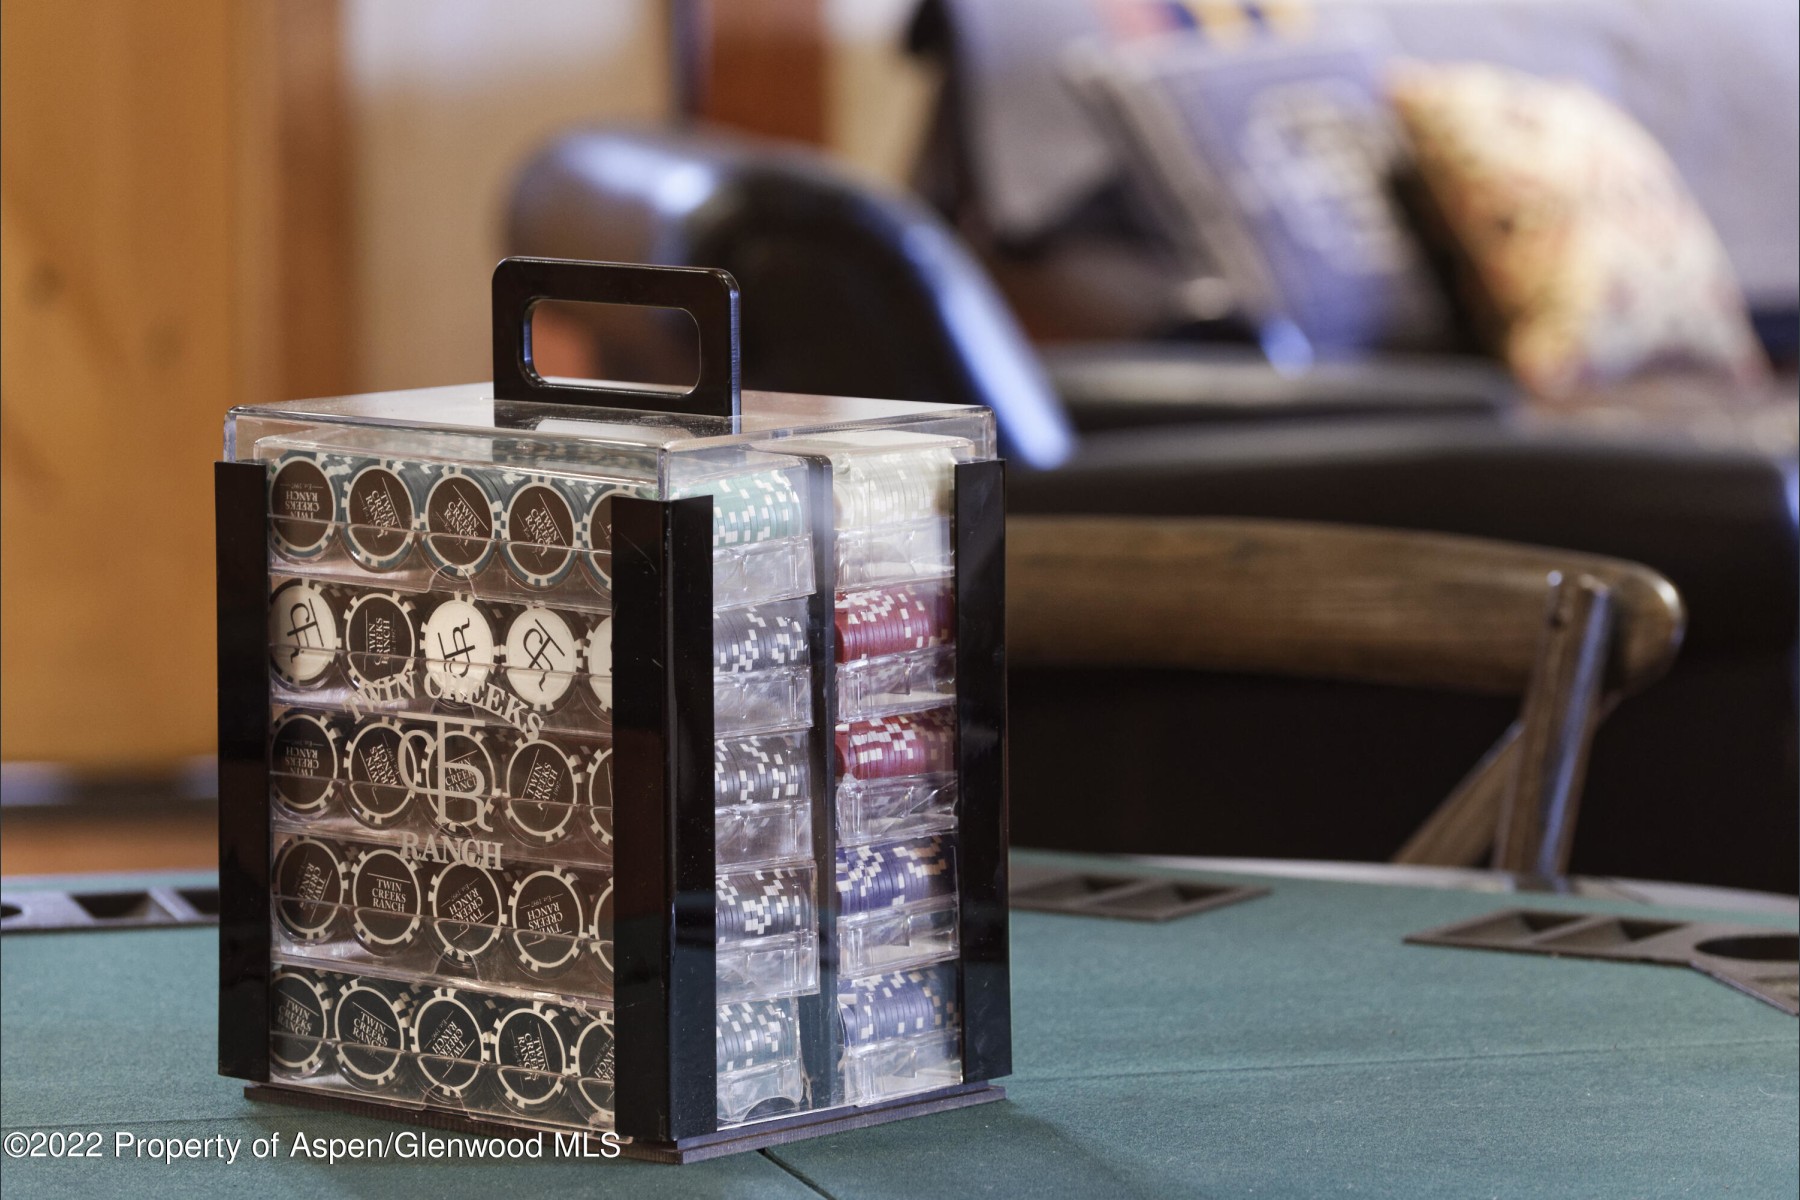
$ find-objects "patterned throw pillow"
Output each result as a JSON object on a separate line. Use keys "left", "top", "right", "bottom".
{"left": 1389, "top": 63, "right": 1767, "bottom": 399}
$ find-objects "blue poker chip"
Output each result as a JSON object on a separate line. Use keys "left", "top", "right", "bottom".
{"left": 422, "top": 466, "right": 502, "bottom": 578}
{"left": 500, "top": 475, "right": 580, "bottom": 589}
{"left": 835, "top": 836, "right": 956, "bottom": 916}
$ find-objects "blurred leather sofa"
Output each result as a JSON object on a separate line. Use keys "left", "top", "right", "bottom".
{"left": 506, "top": 126, "right": 1798, "bottom": 894}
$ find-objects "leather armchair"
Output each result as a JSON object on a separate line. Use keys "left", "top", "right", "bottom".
{"left": 507, "top": 126, "right": 1798, "bottom": 893}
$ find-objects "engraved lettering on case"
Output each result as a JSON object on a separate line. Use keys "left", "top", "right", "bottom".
{"left": 270, "top": 582, "right": 338, "bottom": 684}
{"left": 426, "top": 729, "right": 494, "bottom": 832}
{"left": 401, "top": 831, "right": 503, "bottom": 868}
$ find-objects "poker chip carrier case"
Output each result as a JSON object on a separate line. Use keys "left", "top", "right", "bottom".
{"left": 216, "top": 259, "right": 1011, "bottom": 1160}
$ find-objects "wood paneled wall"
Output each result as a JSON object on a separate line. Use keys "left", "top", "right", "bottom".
{"left": 1, "top": 0, "right": 352, "bottom": 770}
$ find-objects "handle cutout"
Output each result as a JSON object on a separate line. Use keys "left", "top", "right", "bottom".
{"left": 493, "top": 257, "right": 739, "bottom": 418}
{"left": 530, "top": 299, "right": 701, "bottom": 394}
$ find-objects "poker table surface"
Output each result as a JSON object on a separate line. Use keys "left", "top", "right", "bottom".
{"left": 3, "top": 853, "right": 1795, "bottom": 1199}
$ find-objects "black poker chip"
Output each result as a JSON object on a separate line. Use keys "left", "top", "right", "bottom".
{"left": 344, "top": 719, "right": 418, "bottom": 829}
{"left": 273, "top": 836, "right": 346, "bottom": 942}
{"left": 349, "top": 845, "right": 424, "bottom": 954}
{"left": 343, "top": 591, "right": 417, "bottom": 692}
{"left": 570, "top": 1008, "right": 616, "bottom": 1120}
{"left": 835, "top": 708, "right": 956, "bottom": 781}
{"left": 837, "top": 967, "right": 958, "bottom": 1048}
{"left": 332, "top": 976, "right": 414, "bottom": 1091}
{"left": 424, "top": 728, "right": 495, "bottom": 834}
{"left": 501, "top": 476, "right": 579, "bottom": 588}
{"left": 491, "top": 1000, "right": 569, "bottom": 1111}
{"left": 589, "top": 880, "right": 614, "bottom": 975}
{"left": 585, "top": 744, "right": 614, "bottom": 851}
{"left": 422, "top": 466, "right": 502, "bottom": 577}
{"left": 427, "top": 860, "right": 506, "bottom": 966}
{"left": 715, "top": 1000, "right": 799, "bottom": 1073}
{"left": 421, "top": 595, "right": 497, "bottom": 705}
{"left": 714, "top": 734, "right": 810, "bottom": 808}
{"left": 269, "top": 968, "right": 332, "bottom": 1076}
{"left": 267, "top": 452, "right": 340, "bottom": 560}
{"left": 713, "top": 604, "right": 808, "bottom": 675}
{"left": 270, "top": 711, "right": 340, "bottom": 815}
{"left": 269, "top": 580, "right": 340, "bottom": 687}
{"left": 718, "top": 868, "right": 814, "bottom": 940}
{"left": 502, "top": 607, "right": 579, "bottom": 712}
{"left": 835, "top": 836, "right": 956, "bottom": 916}
{"left": 508, "top": 866, "right": 584, "bottom": 977}
{"left": 503, "top": 737, "right": 580, "bottom": 845}
{"left": 577, "top": 485, "right": 639, "bottom": 591}
{"left": 340, "top": 460, "right": 420, "bottom": 572}
{"left": 411, "top": 987, "right": 495, "bottom": 1101}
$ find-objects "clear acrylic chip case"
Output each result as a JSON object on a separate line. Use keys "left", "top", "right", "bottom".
{"left": 219, "top": 259, "right": 1009, "bottom": 1159}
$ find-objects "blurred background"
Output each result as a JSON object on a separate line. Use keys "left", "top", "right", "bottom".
{"left": 3, "top": 0, "right": 1795, "bottom": 890}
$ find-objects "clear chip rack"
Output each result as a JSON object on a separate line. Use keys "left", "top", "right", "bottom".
{"left": 217, "top": 259, "right": 1010, "bottom": 1161}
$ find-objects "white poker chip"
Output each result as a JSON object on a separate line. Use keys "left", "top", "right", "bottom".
{"left": 269, "top": 581, "right": 339, "bottom": 686}
{"left": 501, "top": 476, "right": 579, "bottom": 589}
{"left": 333, "top": 978, "right": 414, "bottom": 1090}
{"left": 411, "top": 988, "right": 492, "bottom": 1099}
{"left": 508, "top": 866, "right": 584, "bottom": 977}
{"left": 342, "top": 591, "right": 417, "bottom": 692}
{"left": 269, "top": 711, "right": 340, "bottom": 815}
{"left": 503, "top": 737, "right": 580, "bottom": 845}
{"left": 273, "top": 836, "right": 346, "bottom": 942}
{"left": 588, "top": 879, "right": 614, "bottom": 974}
{"left": 340, "top": 460, "right": 420, "bottom": 572}
{"left": 348, "top": 845, "right": 424, "bottom": 953}
{"left": 422, "top": 596, "right": 496, "bottom": 703}
{"left": 427, "top": 860, "right": 506, "bottom": 965}
{"left": 343, "top": 719, "right": 421, "bottom": 829}
{"left": 269, "top": 968, "right": 332, "bottom": 1076}
{"left": 422, "top": 466, "right": 502, "bottom": 578}
{"left": 570, "top": 1008, "right": 616, "bottom": 1119}
{"left": 267, "top": 451, "right": 342, "bottom": 560}
{"left": 503, "top": 606, "right": 578, "bottom": 711}
{"left": 585, "top": 744, "right": 614, "bottom": 850}
{"left": 425, "top": 728, "right": 495, "bottom": 834}
{"left": 584, "top": 618, "right": 613, "bottom": 713}
{"left": 492, "top": 1000, "right": 569, "bottom": 1111}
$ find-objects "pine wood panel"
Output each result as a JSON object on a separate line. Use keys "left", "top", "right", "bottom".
{"left": 1, "top": 1, "right": 351, "bottom": 770}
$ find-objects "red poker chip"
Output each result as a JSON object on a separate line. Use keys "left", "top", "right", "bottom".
{"left": 834, "top": 585, "right": 954, "bottom": 663}
{"left": 833, "top": 709, "right": 956, "bottom": 780}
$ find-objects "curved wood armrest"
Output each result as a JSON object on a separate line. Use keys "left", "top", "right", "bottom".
{"left": 1007, "top": 516, "right": 1685, "bottom": 698}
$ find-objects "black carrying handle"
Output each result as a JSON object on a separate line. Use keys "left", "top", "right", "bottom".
{"left": 492, "top": 257, "right": 741, "bottom": 418}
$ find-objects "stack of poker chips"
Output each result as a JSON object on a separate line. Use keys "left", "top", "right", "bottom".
{"left": 266, "top": 964, "right": 615, "bottom": 1126}
{"left": 834, "top": 837, "right": 957, "bottom": 917}
{"left": 761, "top": 432, "right": 972, "bottom": 1108}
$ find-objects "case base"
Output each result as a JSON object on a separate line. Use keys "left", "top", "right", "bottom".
{"left": 245, "top": 1080, "right": 1005, "bottom": 1163}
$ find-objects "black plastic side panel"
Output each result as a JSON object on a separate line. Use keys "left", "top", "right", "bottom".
{"left": 953, "top": 460, "right": 1011, "bottom": 1082}
{"left": 216, "top": 460, "right": 271, "bottom": 1082}
{"left": 613, "top": 495, "right": 718, "bottom": 1140}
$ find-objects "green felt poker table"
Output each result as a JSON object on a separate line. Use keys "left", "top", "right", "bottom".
{"left": 2, "top": 854, "right": 1794, "bottom": 1198}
